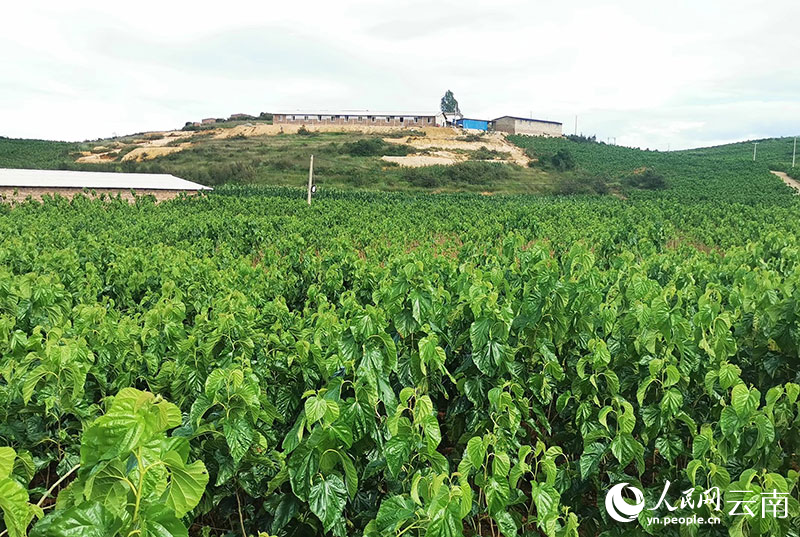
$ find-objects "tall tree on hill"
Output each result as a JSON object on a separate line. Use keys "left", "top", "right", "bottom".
{"left": 440, "top": 90, "right": 460, "bottom": 115}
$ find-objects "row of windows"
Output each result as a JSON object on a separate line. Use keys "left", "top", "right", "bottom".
{"left": 281, "top": 115, "right": 434, "bottom": 123}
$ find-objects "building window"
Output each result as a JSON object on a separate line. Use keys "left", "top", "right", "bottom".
{"left": 400, "top": 117, "right": 404, "bottom": 123}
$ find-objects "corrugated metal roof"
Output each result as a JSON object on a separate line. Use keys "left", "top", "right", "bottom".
{"left": 0, "top": 169, "right": 212, "bottom": 191}
{"left": 491, "top": 115, "right": 562, "bottom": 125}
{"left": 274, "top": 109, "right": 442, "bottom": 117}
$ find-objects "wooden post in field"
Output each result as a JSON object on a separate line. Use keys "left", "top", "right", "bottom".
{"left": 307, "top": 155, "right": 314, "bottom": 205}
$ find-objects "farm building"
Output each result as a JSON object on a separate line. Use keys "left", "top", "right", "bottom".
{"left": 0, "top": 168, "right": 211, "bottom": 203}
{"left": 274, "top": 110, "right": 445, "bottom": 127}
{"left": 491, "top": 116, "right": 562, "bottom": 136}
{"left": 455, "top": 118, "right": 490, "bottom": 131}
{"left": 442, "top": 111, "right": 463, "bottom": 126}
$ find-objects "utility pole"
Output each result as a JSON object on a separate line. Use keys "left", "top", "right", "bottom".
{"left": 753, "top": 142, "right": 759, "bottom": 162}
{"left": 307, "top": 154, "right": 314, "bottom": 205}
{"left": 793, "top": 137, "right": 797, "bottom": 168}
{"left": 574, "top": 115, "right": 578, "bottom": 136}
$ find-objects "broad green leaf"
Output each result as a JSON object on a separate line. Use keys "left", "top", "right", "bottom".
{"left": 692, "top": 434, "right": 710, "bottom": 459}
{"left": 719, "top": 406, "right": 741, "bottom": 438}
{"left": 664, "top": 365, "right": 681, "bottom": 387}
{"left": 655, "top": 435, "right": 683, "bottom": 463}
{"left": 0, "top": 447, "right": 15, "bottom": 480}
{"left": 288, "top": 442, "right": 318, "bottom": 501}
{"left": 80, "top": 388, "right": 180, "bottom": 467}
{"left": 484, "top": 477, "right": 510, "bottom": 516}
{"left": 338, "top": 452, "right": 358, "bottom": 499}
{"left": 718, "top": 363, "right": 741, "bottom": 390}
{"left": 308, "top": 475, "right": 347, "bottom": 533}
{"left": 0, "top": 477, "right": 33, "bottom": 537}
{"left": 271, "top": 495, "right": 299, "bottom": 533}
{"left": 30, "top": 503, "right": 122, "bottom": 537}
{"left": 492, "top": 452, "right": 510, "bottom": 478}
{"left": 22, "top": 366, "right": 47, "bottom": 405}
{"left": 142, "top": 503, "right": 189, "bottom": 537}
{"left": 579, "top": 443, "right": 605, "bottom": 480}
{"left": 385, "top": 434, "right": 412, "bottom": 478}
{"left": 304, "top": 396, "right": 328, "bottom": 425}
{"left": 163, "top": 451, "right": 209, "bottom": 518}
{"left": 661, "top": 388, "right": 683, "bottom": 416}
{"left": 421, "top": 414, "right": 442, "bottom": 451}
{"left": 493, "top": 511, "right": 517, "bottom": 537}
{"left": 731, "top": 384, "right": 760, "bottom": 418}
{"left": 610, "top": 433, "right": 643, "bottom": 473}
{"left": 420, "top": 335, "right": 446, "bottom": 375}
{"left": 222, "top": 415, "right": 254, "bottom": 463}
{"left": 636, "top": 377, "right": 655, "bottom": 406}
{"left": 465, "top": 436, "right": 486, "bottom": 471}
{"left": 531, "top": 481, "right": 560, "bottom": 520}
{"left": 376, "top": 495, "right": 415, "bottom": 533}
{"left": 424, "top": 505, "right": 463, "bottom": 537}
{"left": 470, "top": 318, "right": 491, "bottom": 350}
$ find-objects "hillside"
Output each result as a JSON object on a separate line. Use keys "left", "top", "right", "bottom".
{"left": 0, "top": 125, "right": 551, "bottom": 194}
{"left": 513, "top": 135, "right": 799, "bottom": 201}
{"left": 2, "top": 127, "right": 798, "bottom": 200}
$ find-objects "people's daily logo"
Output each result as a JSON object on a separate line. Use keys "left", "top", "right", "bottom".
{"left": 605, "top": 483, "right": 645, "bottom": 522}
{"left": 605, "top": 480, "right": 789, "bottom": 526}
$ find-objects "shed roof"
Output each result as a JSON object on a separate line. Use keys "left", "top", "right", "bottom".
{"left": 0, "top": 169, "right": 212, "bottom": 191}
{"left": 275, "top": 109, "right": 442, "bottom": 117}
{"left": 492, "top": 115, "right": 562, "bottom": 125}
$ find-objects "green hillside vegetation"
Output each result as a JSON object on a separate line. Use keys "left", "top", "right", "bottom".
{"left": 2, "top": 128, "right": 800, "bottom": 536}
{"left": 513, "top": 135, "right": 798, "bottom": 200}
{"left": 0, "top": 132, "right": 554, "bottom": 194}
{"left": 5, "top": 131, "right": 795, "bottom": 198}
{"left": 680, "top": 136, "right": 800, "bottom": 180}
{"left": 0, "top": 137, "right": 81, "bottom": 169}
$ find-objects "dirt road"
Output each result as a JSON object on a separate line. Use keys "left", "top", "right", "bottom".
{"left": 770, "top": 170, "right": 800, "bottom": 192}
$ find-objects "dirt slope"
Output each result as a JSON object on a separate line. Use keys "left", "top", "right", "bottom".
{"left": 770, "top": 170, "right": 800, "bottom": 192}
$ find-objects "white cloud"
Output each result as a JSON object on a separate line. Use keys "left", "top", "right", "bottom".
{"left": 1, "top": 0, "right": 798, "bottom": 148}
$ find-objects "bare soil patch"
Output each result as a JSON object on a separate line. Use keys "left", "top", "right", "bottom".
{"left": 383, "top": 129, "right": 529, "bottom": 166}
{"left": 382, "top": 151, "right": 464, "bottom": 167}
{"left": 771, "top": 170, "right": 800, "bottom": 192}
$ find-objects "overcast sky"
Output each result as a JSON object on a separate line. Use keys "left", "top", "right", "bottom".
{"left": 2, "top": 0, "right": 798, "bottom": 150}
